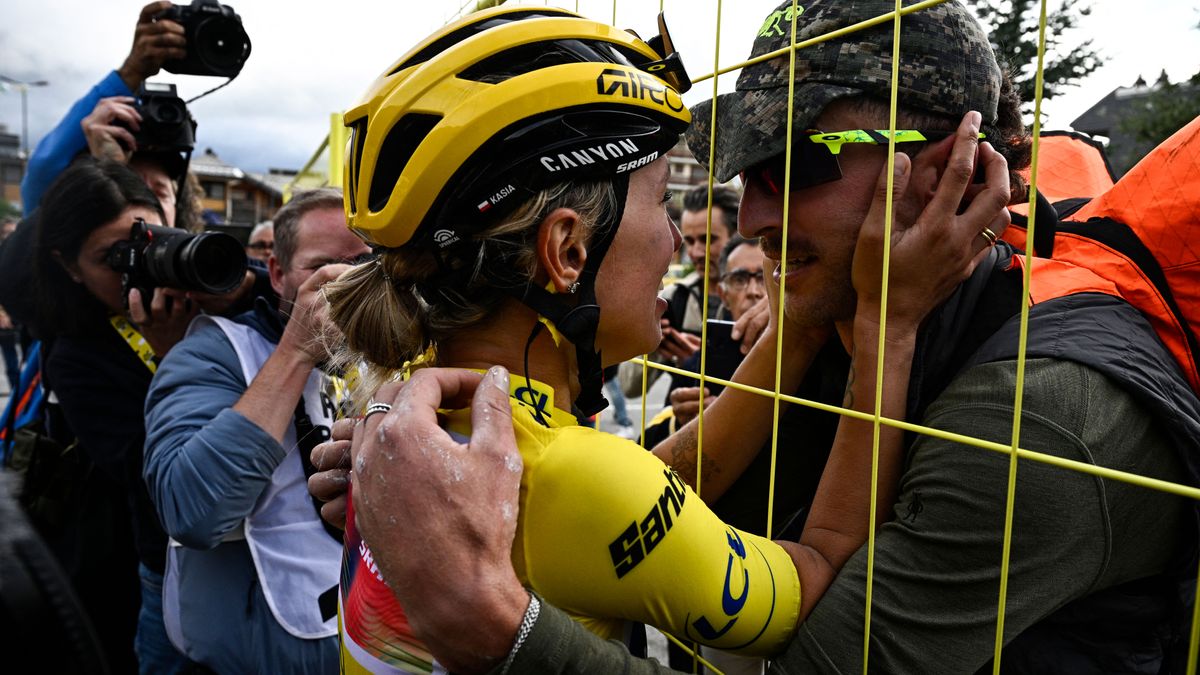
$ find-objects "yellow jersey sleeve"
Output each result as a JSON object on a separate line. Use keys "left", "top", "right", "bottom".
{"left": 514, "top": 424, "right": 801, "bottom": 657}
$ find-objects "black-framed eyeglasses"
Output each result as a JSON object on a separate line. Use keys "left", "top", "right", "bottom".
{"left": 247, "top": 241, "right": 273, "bottom": 251}
{"left": 721, "top": 268, "right": 765, "bottom": 291}
{"left": 740, "top": 129, "right": 986, "bottom": 196}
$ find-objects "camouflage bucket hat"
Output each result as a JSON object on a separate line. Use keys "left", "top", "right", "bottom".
{"left": 687, "top": 0, "right": 1002, "bottom": 183}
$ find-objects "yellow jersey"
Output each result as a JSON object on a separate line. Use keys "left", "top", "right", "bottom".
{"left": 339, "top": 374, "right": 800, "bottom": 673}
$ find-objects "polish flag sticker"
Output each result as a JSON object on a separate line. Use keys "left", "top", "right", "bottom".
{"left": 477, "top": 200, "right": 492, "bottom": 212}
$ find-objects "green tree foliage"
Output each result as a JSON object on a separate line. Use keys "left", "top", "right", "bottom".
{"left": 1120, "top": 72, "right": 1200, "bottom": 148}
{"left": 967, "top": 0, "right": 1105, "bottom": 110}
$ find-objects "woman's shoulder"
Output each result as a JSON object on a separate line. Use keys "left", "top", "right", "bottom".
{"left": 443, "top": 401, "right": 669, "bottom": 484}
{"left": 45, "top": 329, "right": 144, "bottom": 383}
{"left": 528, "top": 423, "right": 675, "bottom": 496}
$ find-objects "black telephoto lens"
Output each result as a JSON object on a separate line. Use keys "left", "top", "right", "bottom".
{"left": 140, "top": 225, "right": 247, "bottom": 294}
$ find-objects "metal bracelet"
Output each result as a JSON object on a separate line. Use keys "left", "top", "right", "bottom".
{"left": 499, "top": 592, "right": 541, "bottom": 675}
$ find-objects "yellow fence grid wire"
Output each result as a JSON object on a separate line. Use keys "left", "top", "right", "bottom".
{"left": 292, "top": 0, "right": 1200, "bottom": 671}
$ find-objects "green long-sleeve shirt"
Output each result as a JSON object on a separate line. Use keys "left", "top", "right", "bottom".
{"left": 496, "top": 358, "right": 1189, "bottom": 674}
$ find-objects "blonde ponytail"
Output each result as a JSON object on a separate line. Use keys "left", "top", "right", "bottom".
{"left": 325, "top": 179, "right": 617, "bottom": 401}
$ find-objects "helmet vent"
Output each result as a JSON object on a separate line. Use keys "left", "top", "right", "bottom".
{"left": 368, "top": 113, "right": 442, "bottom": 214}
{"left": 347, "top": 120, "right": 367, "bottom": 215}
{"left": 458, "top": 39, "right": 645, "bottom": 84}
{"left": 389, "top": 11, "right": 569, "bottom": 76}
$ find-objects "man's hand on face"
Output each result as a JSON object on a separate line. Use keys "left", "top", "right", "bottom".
{"left": 82, "top": 97, "right": 141, "bottom": 164}
{"left": 853, "top": 110, "right": 1012, "bottom": 335}
{"left": 118, "top": 1, "right": 186, "bottom": 91}
{"left": 128, "top": 287, "right": 199, "bottom": 358}
{"left": 277, "top": 264, "right": 352, "bottom": 366}
{"left": 351, "top": 367, "right": 528, "bottom": 674}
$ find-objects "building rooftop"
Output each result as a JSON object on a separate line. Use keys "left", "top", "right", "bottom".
{"left": 190, "top": 148, "right": 245, "bottom": 180}
{"left": 1071, "top": 71, "right": 1180, "bottom": 136}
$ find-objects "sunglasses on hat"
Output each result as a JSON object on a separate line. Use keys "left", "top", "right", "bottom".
{"left": 740, "top": 129, "right": 986, "bottom": 195}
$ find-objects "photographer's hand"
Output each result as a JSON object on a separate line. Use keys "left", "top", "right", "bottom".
{"left": 129, "top": 287, "right": 200, "bottom": 358}
{"left": 81, "top": 97, "right": 141, "bottom": 164}
{"left": 278, "top": 265, "right": 352, "bottom": 366}
{"left": 232, "top": 265, "right": 351, "bottom": 444}
{"left": 118, "top": 1, "right": 186, "bottom": 92}
{"left": 189, "top": 270, "right": 257, "bottom": 316}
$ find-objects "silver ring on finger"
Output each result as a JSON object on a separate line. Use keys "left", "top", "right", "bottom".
{"left": 363, "top": 401, "right": 392, "bottom": 421}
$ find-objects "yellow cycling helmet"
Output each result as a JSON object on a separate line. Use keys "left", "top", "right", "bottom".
{"left": 344, "top": 6, "right": 692, "bottom": 249}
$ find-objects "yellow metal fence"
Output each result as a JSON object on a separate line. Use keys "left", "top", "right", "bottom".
{"left": 298, "top": 1, "right": 1200, "bottom": 672}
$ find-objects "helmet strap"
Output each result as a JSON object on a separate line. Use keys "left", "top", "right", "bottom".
{"left": 505, "top": 174, "right": 630, "bottom": 417}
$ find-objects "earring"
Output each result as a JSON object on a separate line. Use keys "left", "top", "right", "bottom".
{"left": 567, "top": 281, "right": 580, "bottom": 294}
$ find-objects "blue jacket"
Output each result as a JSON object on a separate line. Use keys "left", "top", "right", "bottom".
{"left": 21, "top": 70, "right": 132, "bottom": 214}
{"left": 143, "top": 300, "right": 337, "bottom": 674}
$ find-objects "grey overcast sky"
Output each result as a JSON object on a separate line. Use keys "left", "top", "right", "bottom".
{"left": 1, "top": 0, "right": 1197, "bottom": 177}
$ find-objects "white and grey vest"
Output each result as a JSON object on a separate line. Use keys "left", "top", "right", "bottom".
{"left": 164, "top": 315, "right": 342, "bottom": 645}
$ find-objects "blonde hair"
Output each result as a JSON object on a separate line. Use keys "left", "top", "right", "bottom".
{"left": 325, "top": 180, "right": 616, "bottom": 396}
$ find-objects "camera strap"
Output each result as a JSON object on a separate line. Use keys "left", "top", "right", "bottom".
{"left": 293, "top": 393, "right": 347, "bottom": 545}
{"left": 185, "top": 78, "right": 235, "bottom": 105}
{"left": 110, "top": 315, "right": 158, "bottom": 374}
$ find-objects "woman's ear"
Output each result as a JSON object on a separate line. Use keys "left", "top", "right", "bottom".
{"left": 51, "top": 249, "right": 83, "bottom": 283}
{"left": 536, "top": 207, "right": 588, "bottom": 293}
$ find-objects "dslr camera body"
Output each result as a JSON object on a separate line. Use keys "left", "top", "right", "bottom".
{"left": 130, "top": 82, "right": 195, "bottom": 155}
{"left": 157, "top": 0, "right": 252, "bottom": 78}
{"left": 106, "top": 218, "right": 248, "bottom": 308}
{"left": 115, "top": 82, "right": 196, "bottom": 183}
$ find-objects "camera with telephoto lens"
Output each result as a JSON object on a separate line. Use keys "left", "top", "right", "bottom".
{"left": 157, "top": 0, "right": 252, "bottom": 78}
{"left": 106, "top": 218, "right": 247, "bottom": 308}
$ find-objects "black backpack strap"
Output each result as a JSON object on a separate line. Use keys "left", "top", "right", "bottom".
{"left": 1008, "top": 189, "right": 1060, "bottom": 258}
{"left": 1055, "top": 215, "right": 1200, "bottom": 379}
{"left": 1052, "top": 197, "right": 1092, "bottom": 219}
{"left": 906, "top": 245, "right": 1026, "bottom": 423}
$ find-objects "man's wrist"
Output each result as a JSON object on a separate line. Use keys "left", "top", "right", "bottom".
{"left": 272, "top": 330, "right": 321, "bottom": 371}
{"left": 853, "top": 311, "right": 918, "bottom": 352}
{"left": 757, "top": 323, "right": 822, "bottom": 370}
{"left": 116, "top": 63, "right": 144, "bottom": 92}
{"left": 499, "top": 592, "right": 540, "bottom": 675}
{"left": 423, "top": 574, "right": 529, "bottom": 674}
